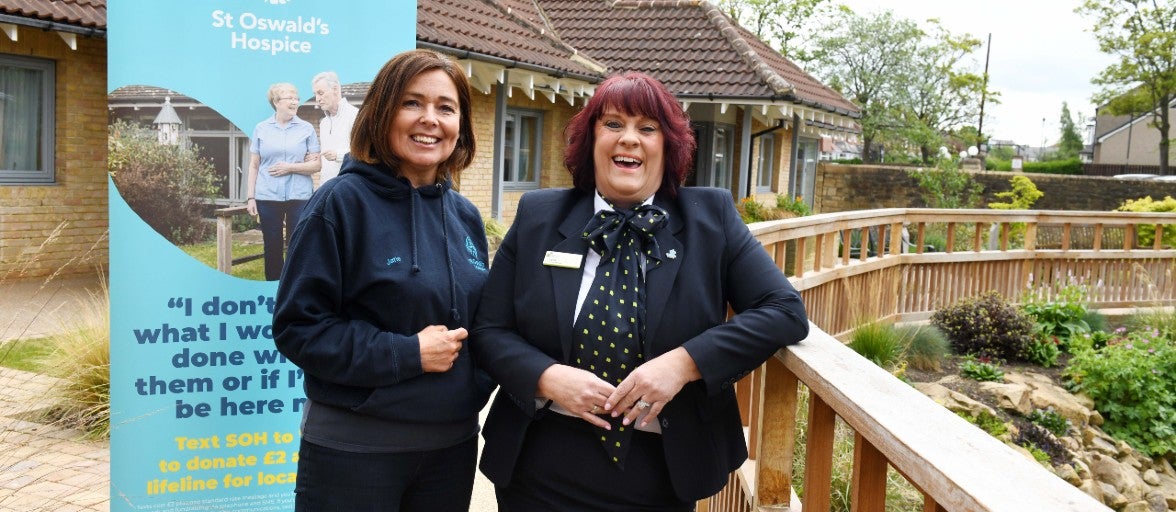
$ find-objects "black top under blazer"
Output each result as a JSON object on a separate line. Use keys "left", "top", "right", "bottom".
{"left": 471, "top": 186, "right": 810, "bottom": 501}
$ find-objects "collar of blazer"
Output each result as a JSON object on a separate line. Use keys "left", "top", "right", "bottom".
{"left": 549, "top": 191, "right": 686, "bottom": 362}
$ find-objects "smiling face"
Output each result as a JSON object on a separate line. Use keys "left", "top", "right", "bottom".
{"left": 272, "top": 85, "right": 300, "bottom": 121}
{"left": 592, "top": 106, "right": 665, "bottom": 208}
{"left": 389, "top": 69, "right": 461, "bottom": 186}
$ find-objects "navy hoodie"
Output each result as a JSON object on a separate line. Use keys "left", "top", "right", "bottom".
{"left": 273, "top": 157, "right": 494, "bottom": 425}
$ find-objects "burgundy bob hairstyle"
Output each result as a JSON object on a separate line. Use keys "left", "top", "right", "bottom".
{"left": 563, "top": 72, "right": 696, "bottom": 197}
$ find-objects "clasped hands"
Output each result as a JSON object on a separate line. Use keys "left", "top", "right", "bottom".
{"left": 537, "top": 347, "right": 699, "bottom": 430}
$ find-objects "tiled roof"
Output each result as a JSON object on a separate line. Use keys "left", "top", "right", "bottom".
{"left": 418, "top": 0, "right": 604, "bottom": 82}
{"left": 0, "top": 0, "right": 105, "bottom": 29}
{"left": 529, "top": 0, "right": 859, "bottom": 116}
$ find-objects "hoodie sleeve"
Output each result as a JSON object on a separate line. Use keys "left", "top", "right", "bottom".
{"left": 273, "top": 201, "right": 424, "bottom": 388}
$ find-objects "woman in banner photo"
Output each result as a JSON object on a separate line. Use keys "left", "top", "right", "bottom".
{"left": 273, "top": 49, "right": 493, "bottom": 512}
{"left": 472, "top": 72, "right": 810, "bottom": 510}
{"left": 246, "top": 82, "right": 321, "bottom": 281}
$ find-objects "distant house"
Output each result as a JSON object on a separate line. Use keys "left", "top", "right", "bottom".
{"left": 1091, "top": 96, "right": 1176, "bottom": 167}
{"left": 0, "top": 0, "right": 107, "bottom": 279}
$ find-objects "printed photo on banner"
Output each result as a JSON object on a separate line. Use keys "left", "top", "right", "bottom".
{"left": 107, "top": 1, "right": 414, "bottom": 510}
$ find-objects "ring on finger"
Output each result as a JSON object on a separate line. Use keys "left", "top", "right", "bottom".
{"left": 636, "top": 400, "right": 651, "bottom": 410}
{"left": 590, "top": 405, "right": 601, "bottom": 414}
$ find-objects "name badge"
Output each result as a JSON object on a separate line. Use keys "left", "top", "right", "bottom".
{"left": 543, "top": 251, "right": 583, "bottom": 269}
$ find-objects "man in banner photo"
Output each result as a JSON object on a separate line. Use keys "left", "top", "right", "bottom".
{"left": 107, "top": 1, "right": 414, "bottom": 510}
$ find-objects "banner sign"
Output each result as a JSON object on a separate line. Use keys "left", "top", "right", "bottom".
{"left": 108, "top": 2, "right": 414, "bottom": 509}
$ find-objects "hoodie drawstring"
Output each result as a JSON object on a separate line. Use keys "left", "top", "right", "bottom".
{"left": 439, "top": 190, "right": 461, "bottom": 325}
{"left": 409, "top": 183, "right": 461, "bottom": 325}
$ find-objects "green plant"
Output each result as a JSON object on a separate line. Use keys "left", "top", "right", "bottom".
{"left": 38, "top": 283, "right": 110, "bottom": 439}
{"left": 1024, "top": 335, "right": 1061, "bottom": 367}
{"left": 908, "top": 157, "right": 983, "bottom": 209}
{"left": 1082, "top": 309, "right": 1109, "bottom": 334}
{"left": 987, "top": 176, "right": 1043, "bottom": 244}
{"left": 959, "top": 355, "right": 1005, "bottom": 382}
{"left": 109, "top": 120, "right": 220, "bottom": 245}
{"left": 898, "top": 324, "right": 950, "bottom": 372}
{"left": 931, "top": 291, "right": 1034, "bottom": 360}
{"left": 1065, "top": 327, "right": 1176, "bottom": 456}
{"left": 1027, "top": 408, "right": 1071, "bottom": 437}
{"left": 0, "top": 338, "right": 53, "bottom": 372}
{"left": 180, "top": 239, "right": 266, "bottom": 281}
{"left": 1021, "top": 283, "right": 1091, "bottom": 348}
{"left": 1116, "top": 196, "right": 1176, "bottom": 249}
{"left": 738, "top": 197, "right": 767, "bottom": 223}
{"left": 957, "top": 410, "right": 1009, "bottom": 437}
{"left": 1014, "top": 420, "right": 1071, "bottom": 466}
{"left": 777, "top": 194, "right": 813, "bottom": 217}
{"left": 849, "top": 322, "right": 905, "bottom": 370}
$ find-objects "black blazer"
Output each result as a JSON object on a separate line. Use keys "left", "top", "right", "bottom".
{"left": 471, "top": 187, "right": 809, "bottom": 501}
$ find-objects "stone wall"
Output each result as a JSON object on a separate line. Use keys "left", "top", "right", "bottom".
{"left": 814, "top": 164, "right": 1176, "bottom": 213}
{"left": 0, "top": 31, "right": 108, "bottom": 279}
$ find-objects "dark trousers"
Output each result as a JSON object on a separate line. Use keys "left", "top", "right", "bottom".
{"left": 495, "top": 413, "right": 693, "bottom": 512}
{"left": 256, "top": 199, "right": 305, "bottom": 281}
{"left": 294, "top": 437, "right": 477, "bottom": 512}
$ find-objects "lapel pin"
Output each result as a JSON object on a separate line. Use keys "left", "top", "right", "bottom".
{"left": 666, "top": 249, "right": 677, "bottom": 260}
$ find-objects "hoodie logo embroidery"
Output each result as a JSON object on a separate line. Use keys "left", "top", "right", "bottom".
{"left": 465, "top": 236, "right": 487, "bottom": 272}
{"left": 386, "top": 257, "right": 402, "bottom": 266}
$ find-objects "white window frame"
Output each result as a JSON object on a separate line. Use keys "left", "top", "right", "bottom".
{"left": 756, "top": 134, "right": 775, "bottom": 192}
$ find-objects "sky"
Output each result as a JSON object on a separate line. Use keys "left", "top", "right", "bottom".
{"left": 832, "top": 0, "right": 1115, "bottom": 147}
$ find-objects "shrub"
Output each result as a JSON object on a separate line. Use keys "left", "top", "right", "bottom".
{"left": 1025, "top": 336, "right": 1061, "bottom": 367}
{"left": 849, "top": 322, "right": 905, "bottom": 370}
{"left": 959, "top": 355, "right": 1005, "bottom": 382}
{"left": 988, "top": 176, "right": 1043, "bottom": 245}
{"left": 38, "top": 284, "right": 110, "bottom": 439}
{"left": 776, "top": 195, "right": 813, "bottom": 217}
{"left": 958, "top": 410, "right": 1009, "bottom": 437}
{"left": 109, "top": 120, "right": 220, "bottom": 245}
{"left": 1082, "top": 309, "right": 1109, "bottom": 334}
{"left": 931, "top": 291, "right": 1034, "bottom": 360}
{"left": 1027, "top": 408, "right": 1071, "bottom": 437}
{"left": 908, "top": 158, "right": 983, "bottom": 209}
{"left": 1021, "top": 282, "right": 1090, "bottom": 349}
{"left": 1065, "top": 327, "right": 1176, "bottom": 456}
{"left": 1014, "top": 420, "right": 1071, "bottom": 466}
{"left": 1116, "top": 196, "right": 1176, "bottom": 249}
{"left": 898, "top": 324, "right": 950, "bottom": 372}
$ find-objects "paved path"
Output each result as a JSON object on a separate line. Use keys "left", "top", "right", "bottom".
{"left": 0, "top": 274, "right": 498, "bottom": 511}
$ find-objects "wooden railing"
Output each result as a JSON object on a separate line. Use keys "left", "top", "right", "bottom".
{"left": 214, "top": 206, "right": 263, "bottom": 274}
{"left": 704, "top": 208, "right": 1175, "bottom": 512}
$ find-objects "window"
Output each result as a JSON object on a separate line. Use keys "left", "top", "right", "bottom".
{"left": 757, "top": 135, "right": 775, "bottom": 191}
{"left": 691, "top": 122, "right": 735, "bottom": 189}
{"left": 712, "top": 125, "right": 733, "bottom": 189}
{"left": 503, "top": 108, "right": 542, "bottom": 188}
{"left": 0, "top": 55, "right": 55, "bottom": 184}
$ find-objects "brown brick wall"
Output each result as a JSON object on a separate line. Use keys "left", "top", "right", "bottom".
{"left": 813, "top": 164, "right": 1176, "bottom": 213}
{"left": 0, "top": 30, "right": 108, "bottom": 280}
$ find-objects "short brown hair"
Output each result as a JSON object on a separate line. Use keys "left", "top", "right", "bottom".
{"left": 350, "top": 50, "right": 476, "bottom": 181}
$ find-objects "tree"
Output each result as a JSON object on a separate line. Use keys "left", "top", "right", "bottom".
{"left": 898, "top": 20, "right": 996, "bottom": 163}
{"left": 1078, "top": 0, "right": 1176, "bottom": 174}
{"left": 807, "top": 9, "right": 923, "bottom": 162}
{"left": 717, "top": 0, "right": 833, "bottom": 60}
{"left": 1057, "top": 102, "right": 1085, "bottom": 160}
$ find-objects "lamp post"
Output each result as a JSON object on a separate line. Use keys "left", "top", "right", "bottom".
{"left": 153, "top": 96, "right": 182, "bottom": 145}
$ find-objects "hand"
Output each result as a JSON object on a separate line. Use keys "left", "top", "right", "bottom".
{"left": 322, "top": 150, "right": 338, "bottom": 162}
{"left": 537, "top": 364, "right": 617, "bottom": 429}
{"left": 268, "top": 162, "right": 290, "bottom": 177}
{"left": 246, "top": 198, "right": 257, "bottom": 216}
{"left": 606, "top": 347, "right": 700, "bottom": 428}
{"left": 418, "top": 325, "right": 466, "bottom": 373}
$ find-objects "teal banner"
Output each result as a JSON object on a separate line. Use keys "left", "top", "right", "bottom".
{"left": 108, "top": 2, "right": 414, "bottom": 510}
